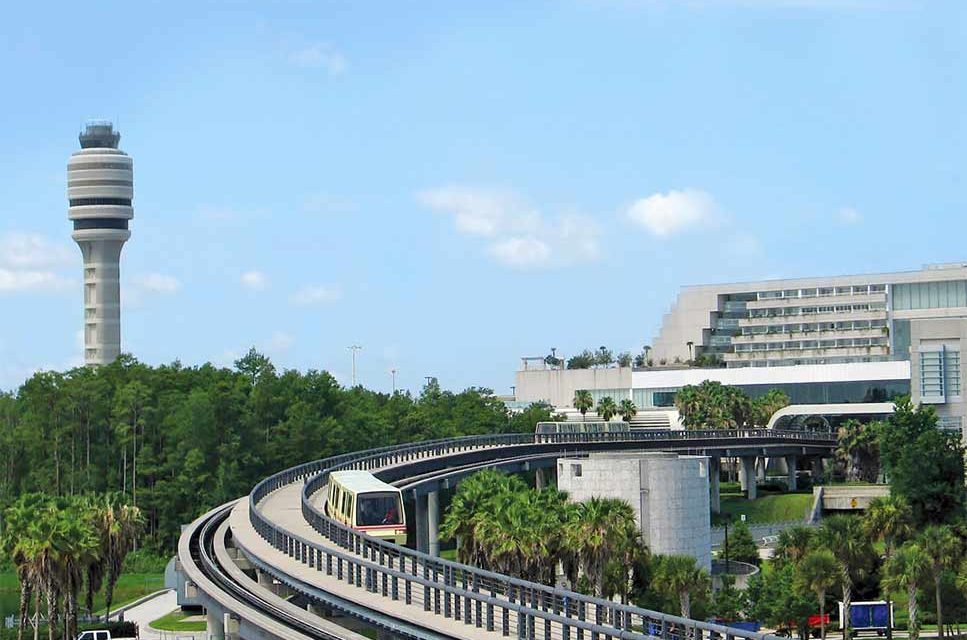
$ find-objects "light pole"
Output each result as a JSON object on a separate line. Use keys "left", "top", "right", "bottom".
{"left": 390, "top": 368, "right": 398, "bottom": 394}
{"left": 348, "top": 345, "right": 362, "bottom": 387}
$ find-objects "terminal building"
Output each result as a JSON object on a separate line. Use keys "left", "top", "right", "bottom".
{"left": 515, "top": 263, "right": 967, "bottom": 435}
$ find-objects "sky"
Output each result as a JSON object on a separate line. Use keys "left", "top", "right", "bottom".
{"left": 1, "top": 0, "right": 966, "bottom": 394}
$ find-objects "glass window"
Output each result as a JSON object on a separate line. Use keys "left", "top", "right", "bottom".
{"left": 356, "top": 492, "right": 403, "bottom": 526}
{"left": 571, "top": 464, "right": 583, "bottom": 478}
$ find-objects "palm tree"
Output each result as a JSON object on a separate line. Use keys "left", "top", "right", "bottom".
{"left": 918, "top": 525, "right": 960, "bottom": 638}
{"left": 796, "top": 549, "right": 840, "bottom": 640}
{"left": 3, "top": 495, "right": 47, "bottom": 640}
{"left": 564, "top": 497, "right": 640, "bottom": 597}
{"left": 619, "top": 399, "right": 637, "bottom": 423}
{"left": 773, "top": 526, "right": 815, "bottom": 569}
{"left": 441, "top": 470, "right": 524, "bottom": 567}
{"left": 573, "top": 390, "right": 593, "bottom": 421}
{"left": 817, "top": 515, "right": 873, "bottom": 640}
{"left": 597, "top": 397, "right": 618, "bottom": 422}
{"left": 59, "top": 501, "right": 99, "bottom": 640}
{"left": 882, "top": 542, "right": 931, "bottom": 640}
{"left": 103, "top": 501, "right": 143, "bottom": 619}
{"left": 864, "top": 496, "right": 914, "bottom": 640}
{"left": 653, "top": 554, "right": 710, "bottom": 618}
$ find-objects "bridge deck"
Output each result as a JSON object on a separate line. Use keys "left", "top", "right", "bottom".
{"left": 231, "top": 483, "right": 519, "bottom": 640}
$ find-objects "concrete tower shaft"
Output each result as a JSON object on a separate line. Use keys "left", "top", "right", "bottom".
{"left": 68, "top": 122, "right": 133, "bottom": 366}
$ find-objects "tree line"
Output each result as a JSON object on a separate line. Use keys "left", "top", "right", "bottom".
{"left": 0, "top": 350, "right": 556, "bottom": 554}
{"left": 2, "top": 493, "right": 142, "bottom": 640}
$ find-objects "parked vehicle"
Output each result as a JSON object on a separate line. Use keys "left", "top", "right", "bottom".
{"left": 839, "top": 601, "right": 893, "bottom": 636}
{"left": 76, "top": 631, "right": 111, "bottom": 640}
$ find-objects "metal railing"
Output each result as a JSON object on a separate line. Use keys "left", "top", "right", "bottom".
{"left": 247, "top": 429, "right": 835, "bottom": 640}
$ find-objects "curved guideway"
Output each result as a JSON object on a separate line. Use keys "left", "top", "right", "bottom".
{"left": 188, "top": 430, "right": 837, "bottom": 640}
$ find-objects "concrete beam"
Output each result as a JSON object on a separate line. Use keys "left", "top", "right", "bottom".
{"left": 785, "top": 454, "right": 798, "bottom": 491}
{"left": 427, "top": 490, "right": 440, "bottom": 558}
{"left": 741, "top": 456, "right": 757, "bottom": 500}
{"left": 415, "top": 492, "right": 429, "bottom": 554}
{"left": 709, "top": 457, "right": 721, "bottom": 514}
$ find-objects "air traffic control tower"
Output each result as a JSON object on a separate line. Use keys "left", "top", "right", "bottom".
{"left": 68, "top": 122, "right": 133, "bottom": 365}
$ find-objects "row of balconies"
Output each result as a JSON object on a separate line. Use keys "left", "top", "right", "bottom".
{"left": 740, "top": 310, "right": 887, "bottom": 326}
{"left": 724, "top": 345, "right": 891, "bottom": 361}
{"left": 731, "top": 328, "right": 887, "bottom": 344}
{"left": 745, "top": 291, "right": 886, "bottom": 311}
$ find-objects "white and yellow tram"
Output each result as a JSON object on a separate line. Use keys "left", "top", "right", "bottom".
{"left": 325, "top": 470, "right": 407, "bottom": 544}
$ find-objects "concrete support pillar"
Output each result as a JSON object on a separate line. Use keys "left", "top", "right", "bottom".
{"left": 223, "top": 613, "right": 239, "bottom": 640}
{"left": 307, "top": 602, "right": 324, "bottom": 617}
{"left": 785, "top": 455, "right": 798, "bottom": 491}
{"left": 535, "top": 467, "right": 546, "bottom": 490}
{"left": 741, "top": 457, "right": 757, "bottom": 500}
{"left": 709, "top": 457, "right": 721, "bottom": 514}
{"left": 206, "top": 608, "right": 224, "bottom": 640}
{"left": 739, "top": 457, "right": 748, "bottom": 491}
{"left": 415, "top": 493, "right": 429, "bottom": 554}
{"left": 756, "top": 457, "right": 767, "bottom": 482}
{"left": 811, "top": 456, "right": 824, "bottom": 482}
{"left": 427, "top": 490, "right": 440, "bottom": 558}
{"left": 256, "top": 569, "right": 273, "bottom": 590}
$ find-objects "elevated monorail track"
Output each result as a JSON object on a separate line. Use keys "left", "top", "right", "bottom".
{"left": 178, "top": 429, "right": 837, "bottom": 640}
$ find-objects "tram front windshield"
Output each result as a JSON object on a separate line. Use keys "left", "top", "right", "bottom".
{"left": 356, "top": 492, "right": 403, "bottom": 526}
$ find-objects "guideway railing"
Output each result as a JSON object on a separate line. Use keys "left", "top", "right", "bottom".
{"left": 248, "top": 429, "right": 834, "bottom": 640}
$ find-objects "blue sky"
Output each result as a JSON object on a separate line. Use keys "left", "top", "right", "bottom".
{"left": 1, "top": 0, "right": 965, "bottom": 394}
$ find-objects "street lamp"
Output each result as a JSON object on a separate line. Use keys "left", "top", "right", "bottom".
{"left": 722, "top": 512, "right": 733, "bottom": 574}
{"left": 348, "top": 345, "right": 362, "bottom": 387}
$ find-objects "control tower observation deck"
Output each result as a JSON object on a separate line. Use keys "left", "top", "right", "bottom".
{"left": 68, "top": 122, "right": 133, "bottom": 365}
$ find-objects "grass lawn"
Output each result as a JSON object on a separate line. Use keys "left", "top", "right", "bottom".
{"left": 149, "top": 610, "right": 207, "bottom": 632}
{"left": 712, "top": 492, "right": 813, "bottom": 525}
{"left": 90, "top": 573, "right": 166, "bottom": 615}
{"left": 439, "top": 549, "right": 457, "bottom": 561}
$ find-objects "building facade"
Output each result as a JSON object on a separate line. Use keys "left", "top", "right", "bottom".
{"left": 653, "top": 263, "right": 967, "bottom": 369}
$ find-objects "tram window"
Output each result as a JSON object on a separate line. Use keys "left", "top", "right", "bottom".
{"left": 356, "top": 492, "right": 403, "bottom": 526}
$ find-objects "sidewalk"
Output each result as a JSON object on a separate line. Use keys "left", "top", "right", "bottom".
{"left": 109, "top": 590, "right": 205, "bottom": 640}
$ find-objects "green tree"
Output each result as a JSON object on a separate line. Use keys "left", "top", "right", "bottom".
{"left": 727, "top": 520, "right": 760, "bottom": 566}
{"left": 817, "top": 515, "right": 874, "bottom": 640}
{"left": 573, "top": 390, "right": 593, "bottom": 421}
{"left": 564, "top": 497, "right": 641, "bottom": 598}
{"left": 882, "top": 542, "right": 931, "bottom": 640}
{"left": 618, "top": 399, "right": 637, "bottom": 423}
{"left": 836, "top": 419, "right": 881, "bottom": 483}
{"left": 752, "top": 389, "right": 790, "bottom": 427}
{"left": 597, "top": 397, "right": 618, "bottom": 422}
{"left": 747, "top": 563, "right": 814, "bottom": 639}
{"left": 880, "top": 397, "right": 966, "bottom": 525}
{"left": 773, "top": 526, "right": 815, "bottom": 569}
{"left": 652, "top": 554, "right": 710, "bottom": 618}
{"left": 709, "top": 574, "right": 748, "bottom": 622}
{"left": 796, "top": 549, "right": 840, "bottom": 640}
{"left": 918, "top": 525, "right": 961, "bottom": 637}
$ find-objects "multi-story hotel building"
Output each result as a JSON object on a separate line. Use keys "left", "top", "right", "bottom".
{"left": 652, "top": 263, "right": 967, "bottom": 369}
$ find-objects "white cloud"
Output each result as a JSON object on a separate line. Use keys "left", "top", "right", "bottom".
{"left": 241, "top": 270, "right": 269, "bottom": 290}
{"left": 0, "top": 233, "right": 73, "bottom": 269}
{"left": 132, "top": 273, "right": 180, "bottom": 294}
{"left": 626, "top": 188, "right": 719, "bottom": 237}
{"left": 291, "top": 285, "right": 342, "bottom": 306}
{"left": 288, "top": 45, "right": 347, "bottom": 75}
{"left": 488, "top": 238, "right": 553, "bottom": 269}
{"left": 837, "top": 207, "right": 863, "bottom": 225}
{"left": 262, "top": 331, "right": 295, "bottom": 353}
{"left": 0, "top": 269, "right": 70, "bottom": 292}
{"left": 418, "top": 186, "right": 540, "bottom": 238}
{"left": 418, "top": 186, "right": 600, "bottom": 270}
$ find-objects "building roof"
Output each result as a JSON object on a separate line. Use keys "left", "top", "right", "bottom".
{"left": 330, "top": 470, "right": 400, "bottom": 494}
